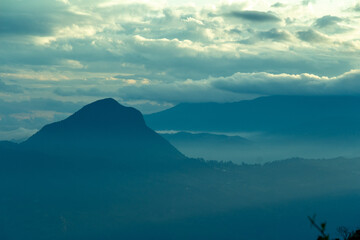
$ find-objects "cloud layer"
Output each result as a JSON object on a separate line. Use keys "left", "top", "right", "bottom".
{"left": 1, "top": 0, "right": 360, "bottom": 139}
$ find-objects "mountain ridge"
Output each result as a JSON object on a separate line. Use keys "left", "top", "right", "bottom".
{"left": 145, "top": 95, "right": 360, "bottom": 139}
{"left": 18, "top": 98, "right": 188, "bottom": 168}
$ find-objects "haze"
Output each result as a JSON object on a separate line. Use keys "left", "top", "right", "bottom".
{"left": 1, "top": 1, "right": 360, "bottom": 239}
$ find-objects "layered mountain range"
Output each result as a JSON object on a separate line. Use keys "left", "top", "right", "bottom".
{"left": 1, "top": 98, "right": 360, "bottom": 240}
{"left": 145, "top": 95, "right": 360, "bottom": 139}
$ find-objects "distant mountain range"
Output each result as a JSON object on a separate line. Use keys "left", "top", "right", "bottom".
{"left": 161, "top": 131, "right": 250, "bottom": 146}
{"left": 160, "top": 131, "right": 252, "bottom": 161}
{"left": 145, "top": 95, "right": 360, "bottom": 139}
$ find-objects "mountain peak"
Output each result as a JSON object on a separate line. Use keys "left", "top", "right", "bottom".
{"left": 86, "top": 98, "right": 121, "bottom": 108}
{"left": 74, "top": 97, "right": 127, "bottom": 115}
{"left": 23, "top": 98, "right": 186, "bottom": 165}
{"left": 67, "top": 98, "right": 145, "bottom": 128}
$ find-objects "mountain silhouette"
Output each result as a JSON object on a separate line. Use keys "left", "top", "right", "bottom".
{"left": 21, "top": 98, "right": 187, "bottom": 168}
{"left": 145, "top": 95, "right": 360, "bottom": 139}
{"left": 0, "top": 141, "right": 19, "bottom": 159}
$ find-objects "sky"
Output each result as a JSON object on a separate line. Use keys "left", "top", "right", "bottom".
{"left": 1, "top": 0, "right": 360, "bottom": 140}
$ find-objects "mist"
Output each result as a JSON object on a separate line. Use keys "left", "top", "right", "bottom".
{"left": 1, "top": 98, "right": 360, "bottom": 239}
{"left": 161, "top": 131, "right": 360, "bottom": 164}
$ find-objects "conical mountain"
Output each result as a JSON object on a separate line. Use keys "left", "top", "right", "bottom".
{"left": 22, "top": 98, "right": 186, "bottom": 167}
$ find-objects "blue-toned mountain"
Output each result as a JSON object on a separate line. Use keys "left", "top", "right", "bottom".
{"left": 19, "top": 98, "right": 187, "bottom": 168}
{"left": 145, "top": 95, "right": 360, "bottom": 139}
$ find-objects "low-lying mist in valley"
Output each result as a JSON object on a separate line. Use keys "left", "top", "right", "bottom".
{"left": 1, "top": 98, "right": 360, "bottom": 240}
{"left": 160, "top": 131, "right": 360, "bottom": 164}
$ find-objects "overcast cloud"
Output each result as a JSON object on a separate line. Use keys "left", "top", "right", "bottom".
{"left": 1, "top": 0, "right": 360, "bottom": 139}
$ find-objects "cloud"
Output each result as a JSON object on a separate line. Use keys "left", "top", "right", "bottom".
{"left": 53, "top": 87, "right": 115, "bottom": 97}
{"left": 0, "top": 98, "right": 83, "bottom": 115}
{"left": 62, "top": 59, "right": 86, "bottom": 69}
{"left": 3, "top": 69, "right": 360, "bottom": 135}
{"left": 0, "top": 0, "right": 358, "bottom": 82}
{"left": 350, "top": 3, "right": 360, "bottom": 12}
{"left": 229, "top": 11, "right": 281, "bottom": 22}
{"left": 0, "top": 98, "right": 85, "bottom": 134}
{"left": 271, "top": 3, "right": 286, "bottom": 8}
{"left": 51, "top": 69, "right": 360, "bottom": 104}
{"left": 117, "top": 79, "right": 253, "bottom": 104}
{"left": 0, "top": 14, "right": 54, "bottom": 36}
{"left": 296, "top": 29, "right": 329, "bottom": 43}
{"left": 302, "top": 0, "right": 316, "bottom": 6}
{"left": 1, "top": 0, "right": 360, "bottom": 137}
{"left": 314, "top": 15, "right": 342, "bottom": 28}
{"left": 211, "top": 69, "right": 360, "bottom": 95}
{"left": 312, "top": 15, "right": 353, "bottom": 34}
{"left": 257, "top": 28, "right": 292, "bottom": 41}
{"left": 0, "top": 0, "right": 87, "bottom": 37}
{"left": 0, "top": 128, "right": 37, "bottom": 141}
{"left": 0, "top": 79, "right": 23, "bottom": 93}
